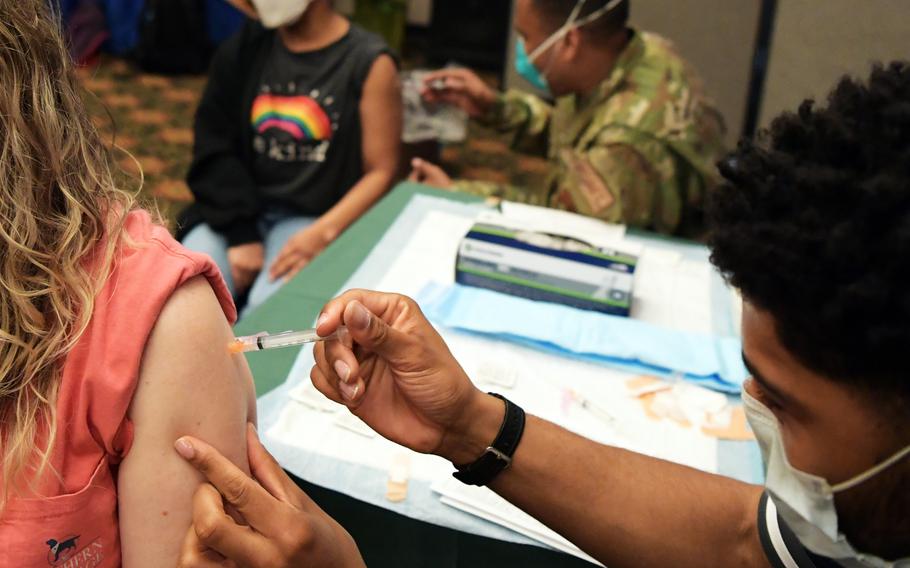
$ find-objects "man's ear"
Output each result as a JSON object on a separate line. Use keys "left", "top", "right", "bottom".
{"left": 225, "top": 0, "right": 259, "bottom": 19}
{"left": 561, "top": 27, "right": 584, "bottom": 61}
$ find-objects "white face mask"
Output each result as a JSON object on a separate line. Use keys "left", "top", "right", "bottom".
{"left": 743, "top": 390, "right": 910, "bottom": 567}
{"left": 250, "top": 0, "right": 313, "bottom": 29}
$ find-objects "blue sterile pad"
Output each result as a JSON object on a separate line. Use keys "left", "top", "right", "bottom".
{"left": 418, "top": 282, "right": 747, "bottom": 393}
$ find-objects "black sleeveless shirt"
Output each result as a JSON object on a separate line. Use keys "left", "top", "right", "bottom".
{"left": 183, "top": 22, "right": 394, "bottom": 245}
{"left": 250, "top": 25, "right": 391, "bottom": 213}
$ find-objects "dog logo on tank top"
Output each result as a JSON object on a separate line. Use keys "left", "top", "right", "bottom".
{"left": 45, "top": 535, "right": 104, "bottom": 567}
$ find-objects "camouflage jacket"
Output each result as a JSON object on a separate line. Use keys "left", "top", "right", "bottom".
{"left": 455, "top": 30, "right": 726, "bottom": 236}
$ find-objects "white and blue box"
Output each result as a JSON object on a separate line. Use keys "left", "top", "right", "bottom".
{"left": 455, "top": 223, "right": 638, "bottom": 317}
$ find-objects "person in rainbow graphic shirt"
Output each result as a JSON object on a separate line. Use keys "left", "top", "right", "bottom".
{"left": 180, "top": 0, "right": 402, "bottom": 311}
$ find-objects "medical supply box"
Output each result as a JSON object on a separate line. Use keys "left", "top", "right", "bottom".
{"left": 455, "top": 222, "right": 638, "bottom": 316}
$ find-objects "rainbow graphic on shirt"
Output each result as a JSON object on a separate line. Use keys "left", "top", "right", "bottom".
{"left": 251, "top": 94, "right": 333, "bottom": 142}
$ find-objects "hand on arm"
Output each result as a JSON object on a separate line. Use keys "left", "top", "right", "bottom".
{"left": 312, "top": 290, "right": 771, "bottom": 567}
{"left": 269, "top": 54, "right": 402, "bottom": 282}
{"left": 118, "top": 276, "right": 256, "bottom": 567}
{"left": 175, "top": 426, "right": 364, "bottom": 568}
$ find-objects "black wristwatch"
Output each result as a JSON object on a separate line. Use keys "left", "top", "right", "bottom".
{"left": 452, "top": 393, "right": 526, "bottom": 487}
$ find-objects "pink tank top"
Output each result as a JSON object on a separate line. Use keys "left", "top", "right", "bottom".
{"left": 0, "top": 211, "right": 236, "bottom": 567}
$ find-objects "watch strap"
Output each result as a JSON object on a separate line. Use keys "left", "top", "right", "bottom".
{"left": 452, "top": 393, "right": 526, "bottom": 486}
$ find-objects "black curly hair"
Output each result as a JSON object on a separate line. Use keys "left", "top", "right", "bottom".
{"left": 708, "top": 61, "right": 910, "bottom": 400}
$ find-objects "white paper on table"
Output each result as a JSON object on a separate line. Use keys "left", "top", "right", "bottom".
{"left": 432, "top": 477, "right": 603, "bottom": 566}
{"left": 334, "top": 412, "right": 377, "bottom": 439}
{"left": 267, "top": 396, "right": 454, "bottom": 483}
{"left": 441, "top": 331, "right": 719, "bottom": 473}
{"left": 372, "top": 210, "right": 476, "bottom": 297}
{"left": 268, "top": 331, "right": 719, "bottom": 560}
{"left": 276, "top": 203, "right": 719, "bottom": 474}
{"left": 269, "top": 327, "right": 717, "bottom": 485}
{"left": 428, "top": 331, "right": 717, "bottom": 563}
{"left": 632, "top": 250, "right": 715, "bottom": 335}
{"left": 288, "top": 380, "right": 342, "bottom": 413}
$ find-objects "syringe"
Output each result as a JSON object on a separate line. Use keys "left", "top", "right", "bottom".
{"left": 229, "top": 327, "right": 346, "bottom": 354}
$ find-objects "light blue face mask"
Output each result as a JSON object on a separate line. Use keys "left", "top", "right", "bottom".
{"left": 513, "top": 0, "right": 624, "bottom": 94}
{"left": 515, "top": 36, "right": 551, "bottom": 92}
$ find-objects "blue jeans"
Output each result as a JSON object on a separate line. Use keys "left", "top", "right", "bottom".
{"left": 182, "top": 213, "right": 316, "bottom": 316}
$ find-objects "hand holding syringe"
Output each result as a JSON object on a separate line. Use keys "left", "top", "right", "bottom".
{"left": 229, "top": 327, "right": 347, "bottom": 354}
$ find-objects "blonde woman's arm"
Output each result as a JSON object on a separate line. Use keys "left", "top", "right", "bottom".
{"left": 118, "top": 276, "right": 257, "bottom": 567}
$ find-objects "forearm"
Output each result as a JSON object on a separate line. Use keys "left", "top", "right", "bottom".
{"left": 478, "top": 90, "right": 551, "bottom": 155}
{"left": 446, "top": 395, "right": 767, "bottom": 567}
{"left": 315, "top": 168, "right": 394, "bottom": 237}
{"left": 322, "top": 53, "right": 400, "bottom": 238}
{"left": 452, "top": 179, "right": 549, "bottom": 207}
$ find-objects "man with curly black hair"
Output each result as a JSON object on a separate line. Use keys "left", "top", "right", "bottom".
{"left": 176, "top": 65, "right": 908, "bottom": 568}
{"left": 704, "top": 60, "right": 910, "bottom": 566}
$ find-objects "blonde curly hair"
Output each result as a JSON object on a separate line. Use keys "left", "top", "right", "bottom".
{"left": 0, "top": 0, "right": 136, "bottom": 505}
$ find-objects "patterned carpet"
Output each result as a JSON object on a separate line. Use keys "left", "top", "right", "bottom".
{"left": 78, "top": 58, "right": 204, "bottom": 227}
{"left": 77, "top": 55, "right": 550, "bottom": 231}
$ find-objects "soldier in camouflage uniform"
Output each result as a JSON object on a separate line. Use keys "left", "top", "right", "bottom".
{"left": 412, "top": 0, "right": 726, "bottom": 237}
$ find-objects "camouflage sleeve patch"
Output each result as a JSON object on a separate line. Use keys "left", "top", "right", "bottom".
{"left": 560, "top": 148, "right": 616, "bottom": 214}
{"left": 553, "top": 143, "right": 667, "bottom": 229}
